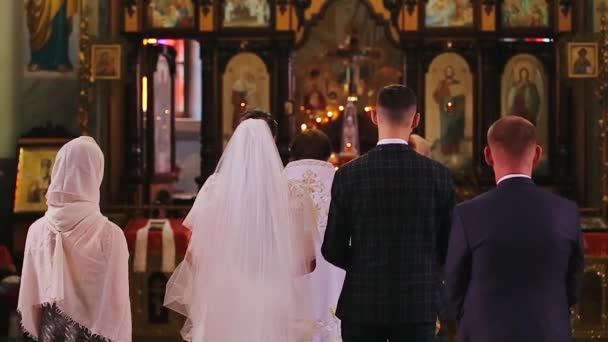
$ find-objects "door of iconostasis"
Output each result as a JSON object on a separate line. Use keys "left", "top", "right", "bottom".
{"left": 292, "top": 0, "right": 401, "bottom": 161}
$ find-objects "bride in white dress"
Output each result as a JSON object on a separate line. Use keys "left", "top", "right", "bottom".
{"left": 165, "top": 118, "right": 318, "bottom": 342}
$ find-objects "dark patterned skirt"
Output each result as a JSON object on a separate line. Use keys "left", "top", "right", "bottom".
{"left": 36, "top": 303, "right": 109, "bottom": 342}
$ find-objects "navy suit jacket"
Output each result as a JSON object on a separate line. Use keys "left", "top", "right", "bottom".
{"left": 445, "top": 177, "right": 584, "bottom": 342}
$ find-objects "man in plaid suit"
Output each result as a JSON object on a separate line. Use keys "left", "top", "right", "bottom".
{"left": 322, "top": 84, "right": 455, "bottom": 341}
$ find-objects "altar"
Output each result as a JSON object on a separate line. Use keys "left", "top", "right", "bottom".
{"left": 124, "top": 218, "right": 191, "bottom": 342}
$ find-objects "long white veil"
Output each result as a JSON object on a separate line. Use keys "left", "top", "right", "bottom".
{"left": 165, "top": 119, "right": 316, "bottom": 342}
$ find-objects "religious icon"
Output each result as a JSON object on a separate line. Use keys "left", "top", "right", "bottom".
{"left": 424, "top": 53, "right": 473, "bottom": 172}
{"left": 501, "top": 54, "right": 549, "bottom": 170}
{"left": 153, "top": 55, "right": 173, "bottom": 175}
{"left": 303, "top": 69, "right": 328, "bottom": 112}
{"left": 231, "top": 67, "right": 261, "bottom": 125}
{"left": 425, "top": 0, "right": 474, "bottom": 28}
{"left": 223, "top": 0, "right": 270, "bottom": 28}
{"left": 507, "top": 67, "right": 541, "bottom": 125}
{"left": 147, "top": 0, "right": 195, "bottom": 28}
{"left": 222, "top": 53, "right": 270, "bottom": 146}
{"left": 568, "top": 43, "right": 599, "bottom": 78}
{"left": 434, "top": 66, "right": 466, "bottom": 155}
{"left": 26, "top": 158, "right": 52, "bottom": 204}
{"left": 91, "top": 44, "right": 121, "bottom": 80}
{"left": 502, "top": 0, "right": 549, "bottom": 28}
{"left": 594, "top": 0, "right": 608, "bottom": 33}
{"left": 14, "top": 139, "right": 69, "bottom": 213}
{"left": 341, "top": 102, "right": 360, "bottom": 156}
{"left": 25, "top": 0, "right": 79, "bottom": 73}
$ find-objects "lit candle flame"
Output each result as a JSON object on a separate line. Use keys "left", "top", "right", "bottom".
{"left": 141, "top": 76, "right": 148, "bottom": 112}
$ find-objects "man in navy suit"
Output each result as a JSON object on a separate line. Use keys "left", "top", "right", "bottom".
{"left": 445, "top": 116, "right": 584, "bottom": 342}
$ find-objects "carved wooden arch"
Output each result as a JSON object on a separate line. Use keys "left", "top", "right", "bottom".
{"left": 294, "top": 0, "right": 400, "bottom": 50}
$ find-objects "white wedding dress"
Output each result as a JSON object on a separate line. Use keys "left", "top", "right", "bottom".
{"left": 165, "top": 119, "right": 318, "bottom": 342}
{"left": 285, "top": 160, "right": 346, "bottom": 342}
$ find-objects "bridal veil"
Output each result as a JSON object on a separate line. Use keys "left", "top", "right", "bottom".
{"left": 165, "top": 119, "right": 317, "bottom": 342}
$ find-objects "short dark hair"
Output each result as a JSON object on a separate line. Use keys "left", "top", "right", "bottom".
{"left": 239, "top": 110, "right": 278, "bottom": 137}
{"left": 488, "top": 116, "right": 537, "bottom": 159}
{"left": 376, "top": 84, "right": 417, "bottom": 123}
{"left": 290, "top": 129, "right": 332, "bottom": 162}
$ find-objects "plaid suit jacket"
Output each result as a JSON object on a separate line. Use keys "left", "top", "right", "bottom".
{"left": 322, "top": 143, "right": 455, "bottom": 324}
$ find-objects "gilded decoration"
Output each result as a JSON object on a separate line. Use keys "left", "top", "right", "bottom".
{"left": 79, "top": 0, "right": 93, "bottom": 135}
{"left": 597, "top": 11, "right": 608, "bottom": 216}
{"left": 286, "top": 160, "right": 335, "bottom": 233}
{"left": 572, "top": 257, "right": 608, "bottom": 339}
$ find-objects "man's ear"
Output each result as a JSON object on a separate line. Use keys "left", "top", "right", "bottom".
{"left": 411, "top": 112, "right": 421, "bottom": 130}
{"left": 484, "top": 146, "right": 494, "bottom": 167}
{"left": 532, "top": 145, "right": 543, "bottom": 166}
{"left": 371, "top": 109, "right": 379, "bottom": 126}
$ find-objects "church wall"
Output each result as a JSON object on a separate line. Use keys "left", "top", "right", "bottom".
{"left": 0, "top": 0, "right": 21, "bottom": 243}
{"left": 0, "top": 1, "right": 19, "bottom": 159}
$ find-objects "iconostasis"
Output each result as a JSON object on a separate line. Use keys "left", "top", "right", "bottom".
{"left": 119, "top": 0, "right": 606, "bottom": 203}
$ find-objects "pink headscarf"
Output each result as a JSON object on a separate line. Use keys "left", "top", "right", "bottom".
{"left": 18, "top": 136, "right": 132, "bottom": 341}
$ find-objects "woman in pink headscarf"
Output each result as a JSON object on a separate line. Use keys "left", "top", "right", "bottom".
{"left": 18, "top": 137, "right": 131, "bottom": 342}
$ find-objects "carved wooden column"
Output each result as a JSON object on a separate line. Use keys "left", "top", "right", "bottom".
{"left": 597, "top": 14, "right": 608, "bottom": 215}
{"left": 108, "top": 0, "right": 128, "bottom": 202}
{"left": 401, "top": 38, "right": 422, "bottom": 132}
{"left": 124, "top": 43, "right": 145, "bottom": 205}
{"left": 198, "top": 40, "right": 221, "bottom": 186}
{"left": 274, "top": 34, "right": 295, "bottom": 162}
{"left": 478, "top": 39, "right": 499, "bottom": 182}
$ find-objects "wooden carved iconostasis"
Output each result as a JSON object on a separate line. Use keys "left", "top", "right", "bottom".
{"left": 120, "top": 0, "right": 583, "bottom": 204}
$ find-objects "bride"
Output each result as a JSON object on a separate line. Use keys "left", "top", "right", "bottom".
{"left": 165, "top": 116, "right": 318, "bottom": 342}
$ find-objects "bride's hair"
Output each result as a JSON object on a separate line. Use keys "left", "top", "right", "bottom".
{"left": 238, "top": 110, "right": 278, "bottom": 137}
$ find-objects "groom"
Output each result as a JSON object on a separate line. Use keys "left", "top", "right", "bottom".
{"left": 322, "top": 84, "right": 455, "bottom": 341}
